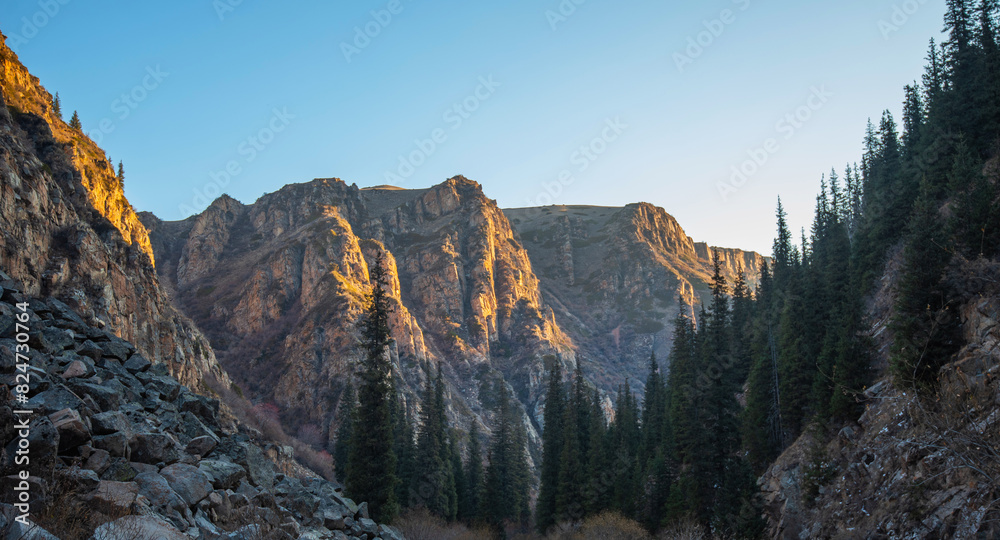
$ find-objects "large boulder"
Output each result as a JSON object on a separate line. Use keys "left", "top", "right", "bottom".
{"left": 86, "top": 481, "right": 139, "bottom": 515}
{"left": 198, "top": 460, "right": 246, "bottom": 490}
{"left": 134, "top": 471, "right": 187, "bottom": 513}
{"left": 47, "top": 408, "right": 89, "bottom": 452}
{"left": 90, "top": 411, "right": 131, "bottom": 437}
{"left": 130, "top": 432, "right": 178, "bottom": 465}
{"left": 159, "top": 463, "right": 212, "bottom": 506}
{"left": 92, "top": 515, "right": 187, "bottom": 540}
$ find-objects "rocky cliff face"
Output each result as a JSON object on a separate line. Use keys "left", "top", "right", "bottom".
{"left": 760, "top": 255, "right": 1000, "bottom": 539}
{"left": 505, "top": 204, "right": 767, "bottom": 390}
{"left": 148, "top": 182, "right": 768, "bottom": 462}
{"left": 144, "top": 177, "right": 570, "bottom": 453}
{"left": 0, "top": 33, "right": 225, "bottom": 388}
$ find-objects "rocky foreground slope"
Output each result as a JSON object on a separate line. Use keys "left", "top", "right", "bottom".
{"left": 760, "top": 255, "right": 1000, "bottom": 538}
{"left": 0, "top": 32, "right": 225, "bottom": 389}
{"left": 0, "top": 271, "right": 401, "bottom": 539}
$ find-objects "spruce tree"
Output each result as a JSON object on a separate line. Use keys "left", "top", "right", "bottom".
{"left": 346, "top": 251, "right": 399, "bottom": 522}
{"left": 333, "top": 382, "right": 356, "bottom": 483}
{"left": 411, "top": 363, "right": 453, "bottom": 518}
{"left": 892, "top": 179, "right": 961, "bottom": 389}
{"left": 392, "top": 392, "right": 415, "bottom": 507}
{"left": 536, "top": 361, "right": 565, "bottom": 533}
{"left": 461, "top": 423, "right": 484, "bottom": 523}
{"left": 481, "top": 386, "right": 530, "bottom": 527}
{"left": 52, "top": 92, "right": 62, "bottom": 119}
{"left": 69, "top": 110, "right": 82, "bottom": 131}
{"left": 117, "top": 161, "right": 125, "bottom": 190}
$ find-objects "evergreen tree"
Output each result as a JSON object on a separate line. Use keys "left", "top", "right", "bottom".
{"left": 333, "top": 382, "right": 356, "bottom": 483}
{"left": 69, "top": 110, "right": 82, "bottom": 131}
{"left": 640, "top": 352, "right": 665, "bottom": 466}
{"left": 481, "top": 385, "right": 530, "bottom": 527}
{"left": 536, "top": 361, "right": 565, "bottom": 533}
{"left": 392, "top": 392, "right": 415, "bottom": 507}
{"left": 411, "top": 363, "right": 454, "bottom": 519}
{"left": 346, "top": 251, "right": 399, "bottom": 522}
{"left": 892, "top": 180, "right": 962, "bottom": 389}
{"left": 461, "top": 423, "right": 484, "bottom": 523}
{"left": 556, "top": 363, "right": 591, "bottom": 523}
{"left": 117, "top": 161, "right": 125, "bottom": 190}
{"left": 52, "top": 92, "right": 62, "bottom": 119}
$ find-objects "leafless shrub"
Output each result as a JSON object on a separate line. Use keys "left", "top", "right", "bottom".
{"left": 203, "top": 373, "right": 336, "bottom": 481}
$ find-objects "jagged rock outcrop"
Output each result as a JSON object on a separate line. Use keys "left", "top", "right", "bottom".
{"left": 144, "top": 177, "right": 569, "bottom": 456}
{"left": 505, "top": 204, "right": 767, "bottom": 389}
{"left": 0, "top": 32, "right": 225, "bottom": 389}
{"left": 0, "top": 276, "right": 402, "bottom": 540}
{"left": 760, "top": 256, "right": 1000, "bottom": 539}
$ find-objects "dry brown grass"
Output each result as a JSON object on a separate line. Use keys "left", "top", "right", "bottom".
{"left": 393, "top": 508, "right": 498, "bottom": 540}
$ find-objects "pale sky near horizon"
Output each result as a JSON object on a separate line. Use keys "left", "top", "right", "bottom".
{"left": 0, "top": 1, "right": 946, "bottom": 255}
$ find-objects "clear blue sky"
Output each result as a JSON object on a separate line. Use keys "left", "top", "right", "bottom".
{"left": 0, "top": 0, "right": 945, "bottom": 255}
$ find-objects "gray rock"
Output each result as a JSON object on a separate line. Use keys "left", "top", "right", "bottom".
{"left": 92, "top": 515, "right": 187, "bottom": 540}
{"left": 379, "top": 524, "right": 405, "bottom": 540}
{"left": 24, "top": 386, "right": 82, "bottom": 414}
{"left": 223, "top": 441, "right": 275, "bottom": 489}
{"left": 178, "top": 411, "right": 218, "bottom": 441}
{"left": 198, "top": 459, "right": 246, "bottom": 490}
{"left": 185, "top": 435, "right": 218, "bottom": 457}
{"left": 358, "top": 517, "right": 379, "bottom": 536}
{"left": 129, "top": 461, "right": 159, "bottom": 475}
{"left": 59, "top": 358, "right": 94, "bottom": 379}
{"left": 47, "top": 408, "right": 89, "bottom": 452}
{"left": 58, "top": 467, "right": 100, "bottom": 492}
{"left": 130, "top": 432, "right": 178, "bottom": 465}
{"left": 136, "top": 372, "right": 182, "bottom": 401}
{"left": 357, "top": 501, "right": 369, "bottom": 519}
{"left": 90, "top": 410, "right": 131, "bottom": 436}
{"left": 64, "top": 380, "right": 121, "bottom": 410}
{"left": 99, "top": 459, "right": 137, "bottom": 482}
{"left": 322, "top": 506, "right": 347, "bottom": 530}
{"left": 134, "top": 471, "right": 187, "bottom": 512}
{"left": 93, "top": 432, "right": 130, "bottom": 458}
{"left": 75, "top": 340, "right": 104, "bottom": 361}
{"left": 122, "top": 353, "right": 151, "bottom": 374}
{"left": 84, "top": 448, "right": 112, "bottom": 475}
{"left": 160, "top": 463, "right": 213, "bottom": 506}
{"left": 40, "top": 327, "right": 73, "bottom": 351}
{"left": 86, "top": 480, "right": 139, "bottom": 514}
{"left": 176, "top": 393, "right": 219, "bottom": 428}
{"left": 0, "top": 314, "right": 14, "bottom": 340}
{"left": 47, "top": 298, "right": 86, "bottom": 327}
{"left": 98, "top": 338, "right": 133, "bottom": 361}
